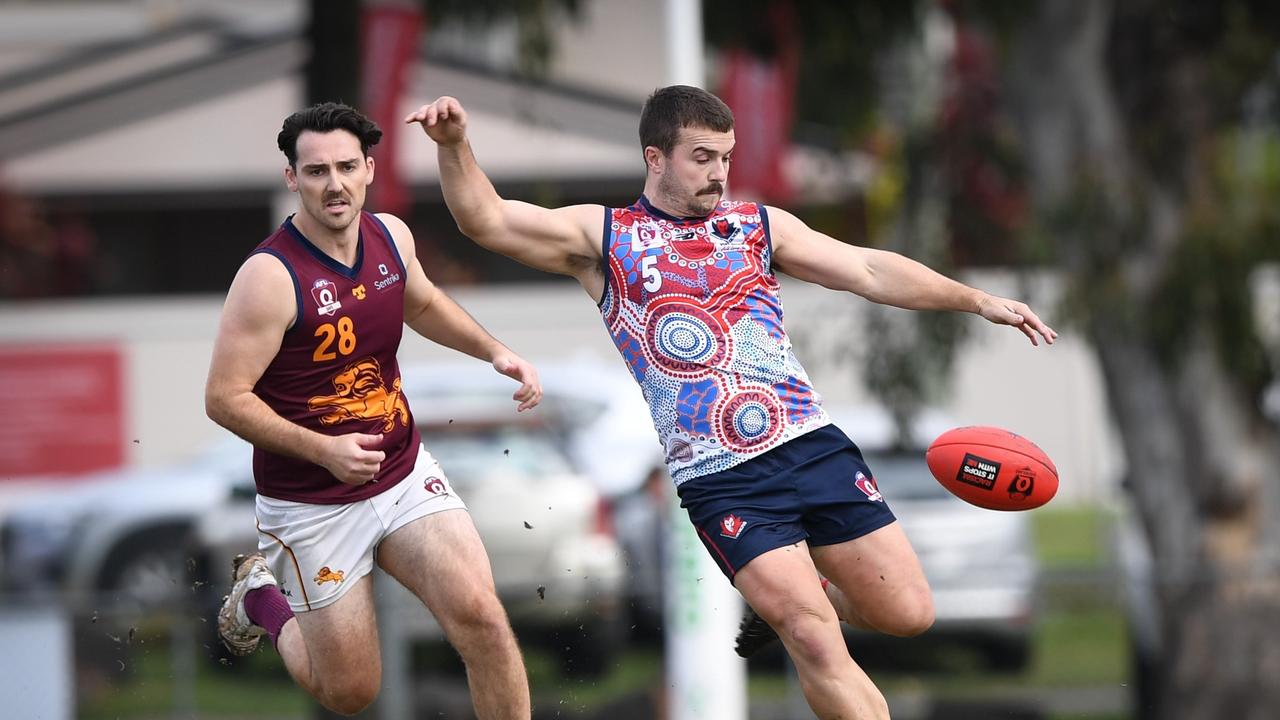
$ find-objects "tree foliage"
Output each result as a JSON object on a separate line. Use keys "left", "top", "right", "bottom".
{"left": 1036, "top": 0, "right": 1280, "bottom": 403}
{"left": 707, "top": 4, "right": 1280, "bottom": 712}
{"left": 992, "top": 1, "right": 1280, "bottom": 715}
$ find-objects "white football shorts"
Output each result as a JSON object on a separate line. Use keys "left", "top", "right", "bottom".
{"left": 254, "top": 444, "right": 467, "bottom": 612}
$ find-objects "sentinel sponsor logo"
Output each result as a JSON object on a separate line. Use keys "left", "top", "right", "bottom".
{"left": 375, "top": 272, "right": 401, "bottom": 290}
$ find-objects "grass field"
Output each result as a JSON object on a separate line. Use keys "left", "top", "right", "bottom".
{"left": 78, "top": 505, "right": 1132, "bottom": 719}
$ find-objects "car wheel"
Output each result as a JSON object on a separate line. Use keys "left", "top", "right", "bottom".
{"left": 981, "top": 634, "right": 1033, "bottom": 673}
{"left": 96, "top": 525, "right": 194, "bottom": 617}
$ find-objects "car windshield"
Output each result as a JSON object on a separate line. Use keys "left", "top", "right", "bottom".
{"left": 862, "top": 452, "right": 950, "bottom": 501}
{"left": 421, "top": 426, "right": 572, "bottom": 486}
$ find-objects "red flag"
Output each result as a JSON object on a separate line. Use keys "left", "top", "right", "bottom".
{"left": 717, "top": 2, "right": 798, "bottom": 204}
{"left": 361, "top": 4, "right": 423, "bottom": 219}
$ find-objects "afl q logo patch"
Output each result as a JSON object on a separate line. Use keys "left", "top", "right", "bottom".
{"left": 854, "top": 471, "right": 884, "bottom": 502}
{"left": 1007, "top": 467, "right": 1035, "bottom": 502}
{"left": 424, "top": 477, "right": 448, "bottom": 496}
{"left": 311, "top": 279, "right": 342, "bottom": 316}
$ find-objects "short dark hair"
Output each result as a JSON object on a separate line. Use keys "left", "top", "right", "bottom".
{"left": 277, "top": 102, "right": 383, "bottom": 166}
{"left": 639, "top": 85, "right": 735, "bottom": 155}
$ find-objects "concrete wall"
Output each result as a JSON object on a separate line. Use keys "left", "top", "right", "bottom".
{"left": 0, "top": 272, "right": 1122, "bottom": 502}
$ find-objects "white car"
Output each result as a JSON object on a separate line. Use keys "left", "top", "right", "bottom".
{"left": 857, "top": 449, "right": 1038, "bottom": 669}
{"left": 583, "top": 400, "right": 1041, "bottom": 670}
{"left": 831, "top": 406, "right": 1039, "bottom": 670}
{"left": 0, "top": 439, "right": 248, "bottom": 615}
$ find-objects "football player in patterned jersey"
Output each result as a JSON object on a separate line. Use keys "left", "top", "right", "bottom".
{"left": 206, "top": 102, "right": 536, "bottom": 718}
{"left": 408, "top": 86, "right": 1056, "bottom": 719}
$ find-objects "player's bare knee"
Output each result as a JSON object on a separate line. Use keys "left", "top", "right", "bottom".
{"left": 884, "top": 591, "right": 934, "bottom": 637}
{"left": 779, "top": 608, "right": 843, "bottom": 669}
{"left": 863, "top": 689, "right": 892, "bottom": 720}
{"left": 321, "top": 676, "right": 379, "bottom": 716}
{"left": 444, "top": 593, "right": 515, "bottom": 650}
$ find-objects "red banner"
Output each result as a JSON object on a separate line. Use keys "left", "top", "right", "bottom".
{"left": 0, "top": 344, "right": 124, "bottom": 478}
{"left": 361, "top": 4, "right": 424, "bottom": 219}
{"left": 717, "top": 3, "right": 798, "bottom": 204}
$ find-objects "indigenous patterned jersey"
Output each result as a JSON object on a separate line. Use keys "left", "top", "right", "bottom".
{"left": 599, "top": 196, "right": 830, "bottom": 484}
{"left": 249, "top": 212, "right": 421, "bottom": 504}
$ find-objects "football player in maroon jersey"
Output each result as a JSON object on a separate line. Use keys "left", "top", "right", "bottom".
{"left": 206, "top": 102, "right": 536, "bottom": 718}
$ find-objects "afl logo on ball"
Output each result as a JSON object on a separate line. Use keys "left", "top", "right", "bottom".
{"left": 424, "top": 477, "right": 448, "bottom": 496}
{"left": 1007, "top": 467, "right": 1036, "bottom": 501}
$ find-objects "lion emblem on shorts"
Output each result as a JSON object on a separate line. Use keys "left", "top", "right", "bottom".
{"left": 307, "top": 357, "right": 409, "bottom": 432}
{"left": 314, "top": 566, "right": 345, "bottom": 586}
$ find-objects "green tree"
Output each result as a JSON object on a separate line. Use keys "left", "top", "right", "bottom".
{"left": 714, "top": 2, "right": 1280, "bottom": 715}
{"left": 999, "top": 1, "right": 1280, "bottom": 716}
{"left": 704, "top": 0, "right": 963, "bottom": 444}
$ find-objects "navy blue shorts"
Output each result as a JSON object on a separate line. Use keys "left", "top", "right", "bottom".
{"left": 676, "top": 424, "right": 896, "bottom": 582}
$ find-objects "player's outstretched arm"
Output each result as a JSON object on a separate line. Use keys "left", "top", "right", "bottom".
{"left": 768, "top": 206, "right": 1057, "bottom": 346}
{"left": 405, "top": 97, "right": 602, "bottom": 282}
{"left": 381, "top": 213, "right": 542, "bottom": 412}
{"left": 205, "top": 256, "right": 386, "bottom": 484}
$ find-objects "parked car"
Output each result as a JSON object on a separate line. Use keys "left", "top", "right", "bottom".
{"left": 861, "top": 450, "right": 1038, "bottom": 669}
{"left": 0, "top": 360, "right": 631, "bottom": 676}
{"left": 834, "top": 406, "right": 1040, "bottom": 671}
{"left": 572, "top": 400, "right": 1042, "bottom": 670}
{"left": 0, "top": 437, "right": 248, "bottom": 615}
{"left": 197, "top": 416, "right": 627, "bottom": 674}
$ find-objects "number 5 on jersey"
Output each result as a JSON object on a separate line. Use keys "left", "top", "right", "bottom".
{"left": 641, "top": 254, "right": 662, "bottom": 292}
{"left": 314, "top": 316, "right": 357, "bottom": 362}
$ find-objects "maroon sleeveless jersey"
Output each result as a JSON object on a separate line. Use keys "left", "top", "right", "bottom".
{"left": 249, "top": 212, "right": 421, "bottom": 503}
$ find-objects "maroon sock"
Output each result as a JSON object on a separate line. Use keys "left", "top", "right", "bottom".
{"left": 244, "top": 585, "right": 294, "bottom": 648}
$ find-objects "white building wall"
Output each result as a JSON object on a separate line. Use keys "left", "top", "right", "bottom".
{"left": 546, "top": 0, "right": 670, "bottom": 101}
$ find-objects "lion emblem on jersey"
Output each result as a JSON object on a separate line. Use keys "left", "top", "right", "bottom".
{"left": 313, "top": 566, "right": 345, "bottom": 585}
{"left": 307, "top": 357, "right": 409, "bottom": 431}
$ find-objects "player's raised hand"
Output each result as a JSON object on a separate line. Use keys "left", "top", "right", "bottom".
{"left": 976, "top": 294, "right": 1058, "bottom": 347}
{"left": 405, "top": 97, "right": 468, "bottom": 146}
{"left": 321, "top": 432, "right": 386, "bottom": 485}
{"left": 492, "top": 352, "right": 542, "bottom": 412}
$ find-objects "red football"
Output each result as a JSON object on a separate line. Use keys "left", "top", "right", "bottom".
{"left": 925, "top": 426, "right": 1058, "bottom": 511}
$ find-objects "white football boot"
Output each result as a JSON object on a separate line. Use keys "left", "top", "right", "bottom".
{"left": 216, "top": 552, "right": 276, "bottom": 656}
